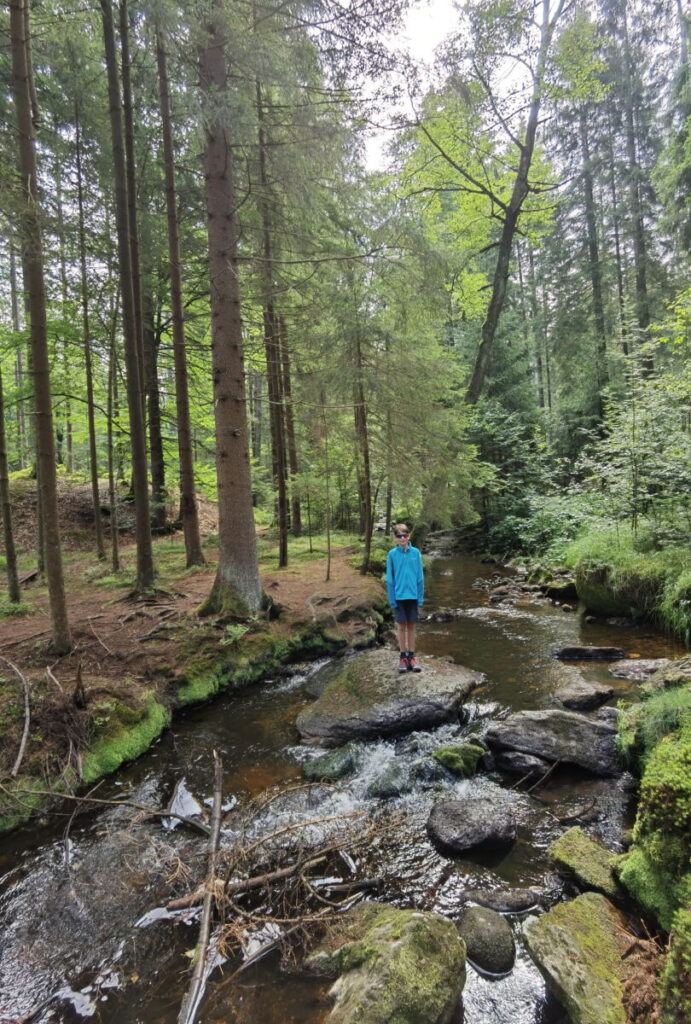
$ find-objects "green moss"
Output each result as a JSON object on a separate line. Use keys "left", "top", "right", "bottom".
{"left": 635, "top": 723, "right": 691, "bottom": 873}
{"left": 617, "top": 847, "right": 691, "bottom": 932}
{"left": 549, "top": 827, "right": 621, "bottom": 901}
{"left": 660, "top": 908, "right": 691, "bottom": 1023}
{"left": 81, "top": 698, "right": 171, "bottom": 783}
{"left": 525, "top": 892, "right": 628, "bottom": 1024}
{"left": 433, "top": 744, "right": 485, "bottom": 777}
{"left": 618, "top": 687, "right": 691, "bottom": 773}
{"left": 0, "top": 776, "right": 49, "bottom": 834}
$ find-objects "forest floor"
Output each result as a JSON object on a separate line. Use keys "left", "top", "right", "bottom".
{"left": 0, "top": 481, "right": 385, "bottom": 798}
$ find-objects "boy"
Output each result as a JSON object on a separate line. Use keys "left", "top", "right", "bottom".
{"left": 386, "top": 523, "right": 425, "bottom": 672}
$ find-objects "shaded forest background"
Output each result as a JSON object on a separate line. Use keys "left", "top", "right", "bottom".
{"left": 0, "top": 0, "right": 689, "bottom": 650}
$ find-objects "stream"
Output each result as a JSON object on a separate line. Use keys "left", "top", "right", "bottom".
{"left": 0, "top": 554, "right": 685, "bottom": 1024}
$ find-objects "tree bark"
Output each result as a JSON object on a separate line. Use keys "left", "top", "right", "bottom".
{"left": 75, "top": 102, "right": 106, "bottom": 560}
{"left": 9, "top": 245, "right": 27, "bottom": 469}
{"left": 10, "top": 0, "right": 71, "bottom": 652}
{"left": 353, "top": 330, "right": 372, "bottom": 575}
{"left": 100, "top": 0, "right": 155, "bottom": 591}
{"left": 466, "top": 0, "right": 563, "bottom": 405}
{"left": 0, "top": 366, "right": 21, "bottom": 604}
{"left": 579, "top": 107, "right": 608, "bottom": 416}
{"left": 255, "top": 79, "right": 288, "bottom": 567}
{"left": 198, "top": 0, "right": 262, "bottom": 616}
{"left": 142, "top": 290, "right": 167, "bottom": 533}
{"left": 155, "top": 26, "right": 205, "bottom": 566}
{"left": 278, "top": 317, "right": 302, "bottom": 537}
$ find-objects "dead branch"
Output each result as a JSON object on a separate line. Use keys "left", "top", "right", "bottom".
{"left": 557, "top": 799, "right": 596, "bottom": 824}
{"left": 243, "top": 811, "right": 363, "bottom": 858}
{"left": 0, "top": 782, "right": 211, "bottom": 836}
{"left": 526, "top": 758, "right": 561, "bottom": 794}
{"left": 46, "top": 664, "right": 64, "bottom": 692}
{"left": 0, "top": 656, "right": 31, "bottom": 777}
{"left": 89, "top": 620, "right": 113, "bottom": 656}
{"left": 167, "top": 854, "right": 330, "bottom": 912}
{"left": 139, "top": 622, "right": 183, "bottom": 642}
{"left": 177, "top": 751, "right": 224, "bottom": 1024}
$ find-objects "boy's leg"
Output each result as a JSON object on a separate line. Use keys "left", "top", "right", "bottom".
{"left": 407, "top": 622, "right": 422, "bottom": 671}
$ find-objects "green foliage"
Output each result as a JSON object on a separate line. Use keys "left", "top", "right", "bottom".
{"left": 660, "top": 908, "right": 691, "bottom": 1023}
{"left": 0, "top": 601, "right": 32, "bottom": 618}
{"left": 634, "top": 721, "right": 691, "bottom": 875}
{"left": 220, "top": 623, "right": 250, "bottom": 648}
{"left": 619, "top": 688, "right": 691, "bottom": 772}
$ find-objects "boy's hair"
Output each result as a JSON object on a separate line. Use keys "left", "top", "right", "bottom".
{"left": 393, "top": 522, "right": 410, "bottom": 534}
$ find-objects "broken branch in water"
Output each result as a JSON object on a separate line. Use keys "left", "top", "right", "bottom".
{"left": 0, "top": 783, "right": 211, "bottom": 836}
{"left": 0, "top": 656, "right": 31, "bottom": 778}
{"left": 177, "top": 750, "right": 224, "bottom": 1024}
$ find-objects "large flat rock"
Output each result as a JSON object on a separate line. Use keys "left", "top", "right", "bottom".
{"left": 525, "top": 892, "right": 631, "bottom": 1024}
{"left": 296, "top": 649, "right": 482, "bottom": 747}
{"left": 485, "top": 709, "right": 621, "bottom": 776}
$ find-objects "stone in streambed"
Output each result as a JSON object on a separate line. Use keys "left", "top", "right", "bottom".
{"left": 485, "top": 709, "right": 621, "bottom": 776}
{"left": 549, "top": 826, "right": 622, "bottom": 902}
{"left": 524, "top": 892, "right": 632, "bottom": 1024}
{"left": 365, "top": 761, "right": 413, "bottom": 800}
{"left": 608, "top": 658, "right": 670, "bottom": 682}
{"left": 461, "top": 887, "right": 544, "bottom": 913}
{"left": 554, "top": 678, "right": 614, "bottom": 711}
{"left": 553, "top": 646, "right": 625, "bottom": 661}
{"left": 493, "top": 749, "right": 551, "bottom": 779}
{"left": 296, "top": 648, "right": 482, "bottom": 747}
{"left": 306, "top": 901, "right": 466, "bottom": 1024}
{"left": 457, "top": 905, "right": 515, "bottom": 975}
{"left": 303, "top": 742, "right": 359, "bottom": 781}
{"left": 432, "top": 743, "right": 485, "bottom": 777}
{"left": 426, "top": 790, "right": 516, "bottom": 854}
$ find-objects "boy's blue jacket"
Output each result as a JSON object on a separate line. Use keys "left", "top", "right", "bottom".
{"left": 386, "top": 544, "right": 424, "bottom": 607}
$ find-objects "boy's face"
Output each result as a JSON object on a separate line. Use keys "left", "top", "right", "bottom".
{"left": 393, "top": 528, "right": 409, "bottom": 548}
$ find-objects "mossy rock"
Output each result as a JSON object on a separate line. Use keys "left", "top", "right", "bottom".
{"left": 307, "top": 901, "right": 466, "bottom": 1024}
{"left": 549, "top": 827, "right": 622, "bottom": 902}
{"left": 433, "top": 743, "right": 485, "bottom": 778}
{"left": 304, "top": 743, "right": 359, "bottom": 782}
{"left": 524, "top": 892, "right": 630, "bottom": 1024}
{"left": 633, "top": 722, "right": 691, "bottom": 875}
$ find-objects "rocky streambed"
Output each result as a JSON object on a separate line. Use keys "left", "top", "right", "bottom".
{"left": 0, "top": 552, "right": 686, "bottom": 1024}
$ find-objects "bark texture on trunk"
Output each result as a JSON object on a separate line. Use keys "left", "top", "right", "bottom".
{"left": 579, "top": 108, "right": 608, "bottom": 415}
{"left": 0, "top": 366, "right": 21, "bottom": 604}
{"left": 466, "top": 0, "right": 562, "bottom": 406}
{"left": 198, "top": 0, "right": 262, "bottom": 615}
{"left": 10, "top": 0, "right": 71, "bottom": 651}
{"left": 100, "top": 0, "right": 155, "bottom": 591}
{"left": 155, "top": 27, "right": 204, "bottom": 566}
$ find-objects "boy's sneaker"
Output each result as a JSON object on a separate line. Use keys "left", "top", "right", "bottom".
{"left": 408, "top": 654, "right": 422, "bottom": 672}
{"left": 398, "top": 654, "right": 409, "bottom": 673}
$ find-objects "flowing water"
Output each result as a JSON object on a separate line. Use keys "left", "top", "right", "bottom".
{"left": 0, "top": 554, "right": 685, "bottom": 1024}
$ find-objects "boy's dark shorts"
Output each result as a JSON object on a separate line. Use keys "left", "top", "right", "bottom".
{"left": 394, "top": 599, "right": 420, "bottom": 623}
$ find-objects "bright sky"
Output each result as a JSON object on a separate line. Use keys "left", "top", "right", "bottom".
{"left": 365, "top": 0, "right": 458, "bottom": 169}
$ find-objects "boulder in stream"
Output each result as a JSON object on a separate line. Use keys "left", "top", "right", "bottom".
{"left": 296, "top": 649, "right": 482, "bottom": 747}
{"left": 426, "top": 791, "right": 516, "bottom": 854}
{"left": 306, "top": 901, "right": 466, "bottom": 1024}
{"left": 485, "top": 709, "right": 621, "bottom": 776}
{"left": 303, "top": 742, "right": 359, "bottom": 782}
{"left": 432, "top": 743, "right": 485, "bottom": 778}
{"left": 554, "top": 678, "right": 614, "bottom": 711}
{"left": 549, "top": 826, "right": 622, "bottom": 902}
{"left": 608, "top": 658, "right": 670, "bottom": 682}
{"left": 457, "top": 905, "right": 515, "bottom": 975}
{"left": 553, "top": 646, "right": 626, "bottom": 661}
{"left": 492, "top": 748, "right": 551, "bottom": 779}
{"left": 525, "top": 891, "right": 633, "bottom": 1024}
{"left": 461, "top": 887, "right": 544, "bottom": 913}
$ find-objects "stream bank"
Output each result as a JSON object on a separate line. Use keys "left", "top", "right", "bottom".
{"left": 0, "top": 540, "right": 388, "bottom": 834}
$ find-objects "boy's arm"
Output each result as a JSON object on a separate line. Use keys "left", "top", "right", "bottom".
{"left": 386, "top": 550, "right": 397, "bottom": 607}
{"left": 417, "top": 551, "right": 425, "bottom": 605}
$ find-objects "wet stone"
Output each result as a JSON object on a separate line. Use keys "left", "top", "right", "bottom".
{"left": 554, "top": 678, "right": 614, "bottom": 711}
{"left": 553, "top": 646, "right": 626, "bottom": 661}
{"left": 485, "top": 709, "right": 621, "bottom": 776}
{"left": 426, "top": 792, "right": 516, "bottom": 854}
{"left": 303, "top": 742, "right": 359, "bottom": 782}
{"left": 608, "top": 658, "right": 670, "bottom": 681}
{"left": 365, "top": 761, "right": 413, "bottom": 800}
{"left": 457, "top": 905, "right": 516, "bottom": 975}
{"left": 493, "top": 749, "right": 551, "bottom": 779}
{"left": 462, "top": 887, "right": 543, "bottom": 913}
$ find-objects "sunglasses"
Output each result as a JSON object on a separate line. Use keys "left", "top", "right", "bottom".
{"left": 394, "top": 532, "right": 409, "bottom": 539}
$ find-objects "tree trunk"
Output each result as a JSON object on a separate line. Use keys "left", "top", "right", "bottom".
{"left": 10, "top": 0, "right": 71, "bottom": 652}
{"left": 155, "top": 26, "right": 204, "bottom": 566}
{"left": 466, "top": 0, "right": 562, "bottom": 405}
{"left": 0, "top": 366, "right": 21, "bottom": 604}
{"left": 255, "top": 79, "right": 288, "bottom": 567}
{"left": 75, "top": 102, "right": 106, "bottom": 560}
{"left": 100, "top": 0, "right": 155, "bottom": 591}
{"left": 620, "top": 2, "right": 652, "bottom": 371}
{"left": 278, "top": 317, "right": 302, "bottom": 537}
{"left": 119, "top": 0, "right": 146, "bottom": 418}
{"left": 353, "top": 331, "right": 373, "bottom": 575}
{"left": 142, "top": 290, "right": 167, "bottom": 533}
{"left": 605, "top": 98, "right": 629, "bottom": 357}
{"left": 198, "top": 0, "right": 262, "bottom": 616}
{"left": 9, "top": 245, "right": 27, "bottom": 469}
{"left": 107, "top": 316, "right": 121, "bottom": 572}
{"left": 579, "top": 107, "right": 608, "bottom": 416}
